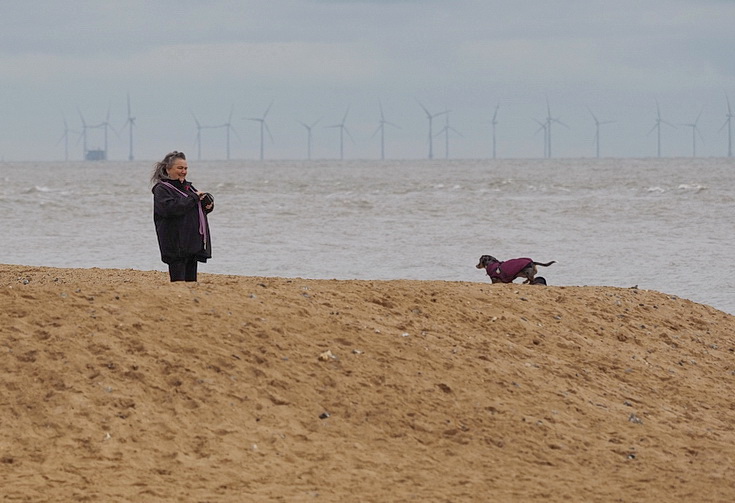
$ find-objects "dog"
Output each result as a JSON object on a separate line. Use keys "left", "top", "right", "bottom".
{"left": 476, "top": 255, "right": 556, "bottom": 284}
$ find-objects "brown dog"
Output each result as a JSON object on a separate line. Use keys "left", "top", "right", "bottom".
{"left": 476, "top": 255, "right": 556, "bottom": 284}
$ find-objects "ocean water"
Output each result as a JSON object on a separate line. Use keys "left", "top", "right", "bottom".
{"left": 1, "top": 158, "right": 733, "bottom": 315}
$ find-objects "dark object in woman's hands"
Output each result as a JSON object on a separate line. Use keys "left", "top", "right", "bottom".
{"left": 201, "top": 193, "right": 214, "bottom": 207}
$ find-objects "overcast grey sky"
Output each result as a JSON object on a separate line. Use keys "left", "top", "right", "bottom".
{"left": 1, "top": 0, "right": 734, "bottom": 161}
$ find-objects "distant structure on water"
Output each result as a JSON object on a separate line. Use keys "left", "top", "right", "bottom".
{"left": 85, "top": 148, "right": 106, "bottom": 161}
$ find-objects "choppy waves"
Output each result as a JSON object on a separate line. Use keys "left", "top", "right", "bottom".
{"left": 1, "top": 157, "right": 733, "bottom": 314}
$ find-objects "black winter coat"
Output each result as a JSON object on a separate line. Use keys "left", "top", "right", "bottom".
{"left": 152, "top": 179, "right": 213, "bottom": 264}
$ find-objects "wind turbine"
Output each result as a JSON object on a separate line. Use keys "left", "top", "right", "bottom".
{"left": 326, "top": 107, "right": 353, "bottom": 160}
{"left": 298, "top": 117, "right": 321, "bottom": 160}
{"left": 247, "top": 101, "right": 273, "bottom": 161}
{"left": 56, "top": 115, "right": 77, "bottom": 161}
{"left": 435, "top": 110, "right": 462, "bottom": 159}
{"left": 543, "top": 98, "right": 568, "bottom": 158}
{"left": 647, "top": 100, "right": 675, "bottom": 158}
{"left": 719, "top": 95, "right": 734, "bottom": 157}
{"left": 588, "top": 108, "right": 614, "bottom": 158}
{"left": 681, "top": 109, "right": 704, "bottom": 158}
{"left": 490, "top": 103, "right": 499, "bottom": 159}
{"left": 371, "top": 101, "right": 400, "bottom": 160}
{"left": 213, "top": 106, "right": 239, "bottom": 160}
{"left": 120, "top": 93, "right": 136, "bottom": 161}
{"left": 417, "top": 101, "right": 447, "bottom": 160}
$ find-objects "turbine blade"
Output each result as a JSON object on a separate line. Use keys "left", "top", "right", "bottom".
{"left": 588, "top": 107, "right": 598, "bottom": 124}
{"left": 416, "top": 99, "right": 430, "bottom": 117}
{"left": 230, "top": 124, "right": 241, "bottom": 141}
{"left": 533, "top": 119, "right": 546, "bottom": 135}
{"left": 263, "top": 100, "right": 273, "bottom": 119}
{"left": 695, "top": 108, "right": 703, "bottom": 125}
{"left": 450, "top": 126, "right": 464, "bottom": 138}
{"left": 190, "top": 110, "right": 201, "bottom": 127}
{"left": 345, "top": 126, "right": 355, "bottom": 143}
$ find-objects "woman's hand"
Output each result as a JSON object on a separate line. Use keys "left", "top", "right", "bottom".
{"left": 197, "top": 191, "right": 214, "bottom": 211}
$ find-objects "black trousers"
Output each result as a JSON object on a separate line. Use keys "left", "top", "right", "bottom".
{"left": 168, "top": 257, "right": 198, "bottom": 282}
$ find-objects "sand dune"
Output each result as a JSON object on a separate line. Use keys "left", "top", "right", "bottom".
{"left": 2, "top": 264, "right": 735, "bottom": 502}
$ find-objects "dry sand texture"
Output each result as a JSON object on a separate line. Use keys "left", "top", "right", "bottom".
{"left": 2, "top": 264, "right": 735, "bottom": 502}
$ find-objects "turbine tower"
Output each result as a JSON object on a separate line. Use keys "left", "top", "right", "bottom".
{"left": 247, "top": 101, "right": 273, "bottom": 161}
{"left": 89, "top": 105, "right": 113, "bottom": 160}
{"left": 371, "top": 101, "right": 400, "bottom": 160}
{"left": 435, "top": 110, "right": 462, "bottom": 159}
{"left": 56, "top": 115, "right": 77, "bottom": 161}
{"left": 647, "top": 100, "right": 675, "bottom": 158}
{"left": 77, "top": 108, "right": 89, "bottom": 159}
{"left": 298, "top": 118, "right": 320, "bottom": 160}
{"left": 490, "top": 104, "right": 499, "bottom": 159}
{"left": 214, "top": 106, "right": 238, "bottom": 160}
{"left": 588, "top": 108, "right": 614, "bottom": 158}
{"left": 681, "top": 109, "right": 704, "bottom": 158}
{"left": 417, "top": 101, "right": 447, "bottom": 160}
{"left": 719, "top": 95, "right": 734, "bottom": 157}
{"left": 543, "top": 98, "right": 568, "bottom": 158}
{"left": 191, "top": 111, "right": 212, "bottom": 161}
{"left": 120, "top": 93, "right": 136, "bottom": 161}
{"left": 326, "top": 107, "right": 353, "bottom": 160}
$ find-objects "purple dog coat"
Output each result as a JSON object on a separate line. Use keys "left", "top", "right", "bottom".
{"left": 485, "top": 258, "right": 533, "bottom": 283}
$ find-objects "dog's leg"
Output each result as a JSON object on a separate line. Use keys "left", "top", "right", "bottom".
{"left": 518, "top": 265, "right": 537, "bottom": 284}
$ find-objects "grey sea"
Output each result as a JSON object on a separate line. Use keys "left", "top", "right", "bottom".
{"left": 2, "top": 158, "right": 733, "bottom": 315}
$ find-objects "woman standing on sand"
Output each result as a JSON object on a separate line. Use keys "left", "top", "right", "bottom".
{"left": 151, "top": 151, "right": 214, "bottom": 282}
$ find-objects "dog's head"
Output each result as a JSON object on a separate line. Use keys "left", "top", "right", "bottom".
{"left": 476, "top": 255, "right": 499, "bottom": 269}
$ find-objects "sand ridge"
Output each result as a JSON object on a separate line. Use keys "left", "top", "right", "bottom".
{"left": 2, "top": 264, "right": 735, "bottom": 502}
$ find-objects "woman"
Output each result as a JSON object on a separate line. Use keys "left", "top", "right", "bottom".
{"left": 151, "top": 151, "right": 214, "bottom": 282}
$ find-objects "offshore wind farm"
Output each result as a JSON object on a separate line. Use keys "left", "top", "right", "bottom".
{"left": 53, "top": 94, "right": 735, "bottom": 162}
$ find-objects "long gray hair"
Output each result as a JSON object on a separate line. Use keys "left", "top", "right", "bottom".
{"left": 150, "top": 150, "right": 186, "bottom": 185}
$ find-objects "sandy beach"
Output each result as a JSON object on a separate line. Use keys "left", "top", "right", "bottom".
{"left": 2, "top": 263, "right": 735, "bottom": 502}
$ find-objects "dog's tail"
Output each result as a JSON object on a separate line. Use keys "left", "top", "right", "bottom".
{"left": 533, "top": 260, "right": 556, "bottom": 267}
